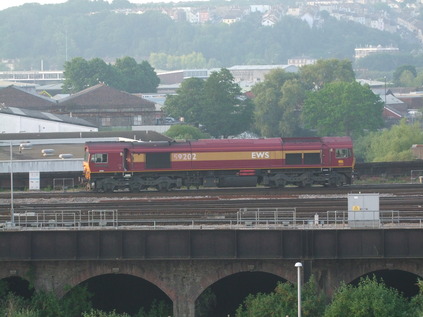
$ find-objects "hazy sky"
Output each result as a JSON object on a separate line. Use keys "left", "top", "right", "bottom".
{"left": 0, "top": 0, "right": 183, "bottom": 11}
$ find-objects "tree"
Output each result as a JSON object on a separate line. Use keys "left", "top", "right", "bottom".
{"left": 195, "top": 288, "right": 217, "bottom": 317}
{"left": 114, "top": 57, "right": 159, "bottom": 93}
{"left": 393, "top": 65, "right": 417, "bottom": 86}
{"left": 324, "top": 276, "right": 412, "bottom": 317}
{"left": 355, "top": 120, "right": 423, "bottom": 162}
{"left": 278, "top": 79, "right": 307, "bottom": 136}
{"left": 62, "top": 57, "right": 91, "bottom": 93}
{"left": 163, "top": 69, "right": 253, "bottom": 138}
{"left": 164, "top": 125, "right": 210, "bottom": 140}
{"left": 302, "top": 81, "right": 384, "bottom": 137}
{"left": 235, "top": 277, "right": 326, "bottom": 317}
{"left": 164, "top": 77, "right": 205, "bottom": 125}
{"left": 299, "top": 59, "right": 356, "bottom": 90}
{"left": 63, "top": 57, "right": 159, "bottom": 94}
{"left": 201, "top": 68, "right": 253, "bottom": 137}
{"left": 410, "top": 279, "right": 423, "bottom": 315}
{"left": 252, "top": 68, "right": 300, "bottom": 137}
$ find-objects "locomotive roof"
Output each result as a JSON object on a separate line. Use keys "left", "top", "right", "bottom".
{"left": 84, "top": 136, "right": 353, "bottom": 152}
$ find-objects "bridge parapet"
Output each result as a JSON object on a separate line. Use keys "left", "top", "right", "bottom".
{"left": 1, "top": 208, "right": 422, "bottom": 230}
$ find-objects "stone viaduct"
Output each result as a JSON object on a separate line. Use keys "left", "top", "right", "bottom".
{"left": 0, "top": 228, "right": 422, "bottom": 316}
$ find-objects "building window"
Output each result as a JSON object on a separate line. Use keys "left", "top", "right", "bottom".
{"left": 101, "top": 117, "right": 111, "bottom": 126}
{"left": 133, "top": 115, "right": 142, "bottom": 126}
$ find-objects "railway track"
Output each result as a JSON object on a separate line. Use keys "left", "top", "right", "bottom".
{"left": 0, "top": 182, "right": 422, "bottom": 199}
{"left": 0, "top": 184, "right": 422, "bottom": 229}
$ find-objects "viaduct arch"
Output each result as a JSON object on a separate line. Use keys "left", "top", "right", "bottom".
{"left": 0, "top": 228, "right": 422, "bottom": 316}
{"left": 0, "top": 258, "right": 421, "bottom": 316}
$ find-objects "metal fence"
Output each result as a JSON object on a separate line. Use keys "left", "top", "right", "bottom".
{"left": 53, "top": 178, "right": 75, "bottom": 191}
{"left": 1, "top": 207, "right": 423, "bottom": 230}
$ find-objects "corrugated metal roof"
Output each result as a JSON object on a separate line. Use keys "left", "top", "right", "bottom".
{"left": 1, "top": 106, "right": 95, "bottom": 127}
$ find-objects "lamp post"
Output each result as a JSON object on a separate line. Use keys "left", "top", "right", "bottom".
{"left": 9, "top": 142, "right": 14, "bottom": 226}
{"left": 295, "top": 262, "right": 303, "bottom": 317}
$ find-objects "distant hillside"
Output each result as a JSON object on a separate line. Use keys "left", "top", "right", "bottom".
{"left": 0, "top": 0, "right": 417, "bottom": 71}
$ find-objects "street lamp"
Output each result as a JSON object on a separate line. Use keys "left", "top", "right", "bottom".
{"left": 9, "top": 141, "right": 14, "bottom": 225}
{"left": 295, "top": 262, "right": 303, "bottom": 317}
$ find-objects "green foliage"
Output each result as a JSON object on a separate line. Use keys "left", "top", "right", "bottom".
{"left": 30, "top": 291, "right": 62, "bottom": 317}
{"left": 149, "top": 52, "right": 208, "bottom": 70}
{"left": 114, "top": 57, "right": 160, "bottom": 93}
{"left": 0, "top": 293, "right": 34, "bottom": 317}
{"left": 324, "top": 276, "right": 412, "bottom": 317}
{"left": 164, "top": 125, "right": 210, "bottom": 140}
{"left": 61, "top": 285, "right": 93, "bottom": 317}
{"left": 302, "top": 81, "right": 384, "bottom": 137}
{"left": 63, "top": 56, "right": 159, "bottom": 93}
{"left": 134, "top": 299, "right": 172, "bottom": 317}
{"left": 355, "top": 53, "right": 419, "bottom": 72}
{"left": 253, "top": 60, "right": 361, "bottom": 138}
{"left": 299, "top": 59, "right": 356, "bottom": 90}
{"left": 252, "top": 69, "right": 302, "bottom": 137}
{"left": 164, "top": 68, "right": 253, "bottom": 138}
{"left": 164, "top": 77, "right": 205, "bottom": 124}
{"left": 29, "top": 286, "right": 92, "bottom": 317}
{"left": 393, "top": 65, "right": 418, "bottom": 86}
{"left": 355, "top": 120, "right": 423, "bottom": 162}
{"left": 82, "top": 309, "right": 129, "bottom": 317}
{"left": 0, "top": 1, "right": 416, "bottom": 70}
{"left": 195, "top": 288, "right": 217, "bottom": 317}
{"left": 202, "top": 68, "right": 253, "bottom": 137}
{"left": 410, "top": 279, "right": 423, "bottom": 315}
{"left": 0, "top": 283, "right": 93, "bottom": 317}
{"left": 235, "top": 277, "right": 326, "bottom": 317}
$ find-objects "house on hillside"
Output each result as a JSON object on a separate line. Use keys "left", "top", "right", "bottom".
{"left": 372, "top": 87, "right": 408, "bottom": 126}
{"left": 0, "top": 85, "right": 56, "bottom": 111}
{"left": 56, "top": 83, "right": 164, "bottom": 130}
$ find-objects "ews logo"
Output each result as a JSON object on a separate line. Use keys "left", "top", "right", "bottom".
{"left": 251, "top": 152, "right": 270, "bottom": 159}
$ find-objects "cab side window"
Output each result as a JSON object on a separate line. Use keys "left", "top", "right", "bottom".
{"left": 91, "top": 153, "right": 108, "bottom": 163}
{"left": 335, "top": 149, "right": 350, "bottom": 158}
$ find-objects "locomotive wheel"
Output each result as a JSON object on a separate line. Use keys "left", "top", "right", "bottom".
{"left": 130, "top": 178, "right": 144, "bottom": 192}
{"left": 300, "top": 180, "right": 312, "bottom": 188}
{"left": 104, "top": 183, "right": 115, "bottom": 192}
{"left": 271, "top": 179, "right": 285, "bottom": 188}
{"left": 157, "top": 181, "right": 170, "bottom": 192}
{"left": 101, "top": 179, "right": 116, "bottom": 192}
{"left": 130, "top": 182, "right": 142, "bottom": 192}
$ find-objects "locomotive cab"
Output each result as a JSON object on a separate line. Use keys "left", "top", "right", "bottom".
{"left": 83, "top": 142, "right": 130, "bottom": 191}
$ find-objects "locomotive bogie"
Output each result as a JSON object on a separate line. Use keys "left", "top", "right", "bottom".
{"left": 83, "top": 137, "right": 355, "bottom": 192}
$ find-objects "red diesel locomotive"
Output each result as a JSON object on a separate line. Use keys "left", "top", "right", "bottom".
{"left": 83, "top": 136, "right": 355, "bottom": 192}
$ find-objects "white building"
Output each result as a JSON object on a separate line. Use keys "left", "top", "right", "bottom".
{"left": 0, "top": 106, "right": 97, "bottom": 133}
{"left": 355, "top": 45, "right": 399, "bottom": 59}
